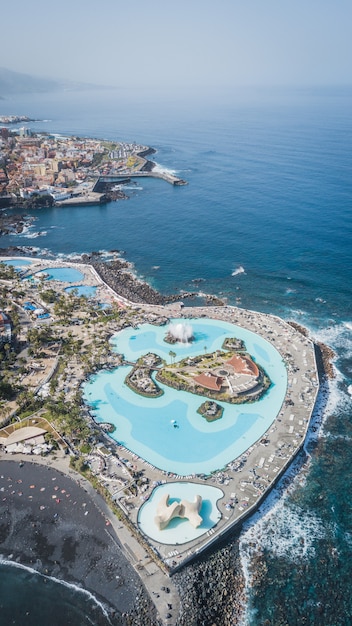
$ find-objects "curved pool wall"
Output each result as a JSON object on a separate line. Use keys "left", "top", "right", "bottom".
{"left": 138, "top": 482, "right": 223, "bottom": 544}
{"left": 36, "top": 267, "right": 84, "bottom": 282}
{"left": 83, "top": 318, "right": 287, "bottom": 476}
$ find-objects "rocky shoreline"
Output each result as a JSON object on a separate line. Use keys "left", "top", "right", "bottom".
{"left": 174, "top": 539, "right": 246, "bottom": 626}
{"left": 0, "top": 195, "right": 54, "bottom": 210}
{"left": 0, "top": 246, "right": 225, "bottom": 307}
{"left": 314, "top": 342, "right": 336, "bottom": 380}
{"left": 288, "top": 320, "right": 336, "bottom": 380}
{"left": 87, "top": 255, "right": 224, "bottom": 306}
{"left": 0, "top": 213, "right": 34, "bottom": 235}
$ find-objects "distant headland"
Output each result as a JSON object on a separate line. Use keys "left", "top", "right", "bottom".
{"left": 0, "top": 114, "right": 36, "bottom": 124}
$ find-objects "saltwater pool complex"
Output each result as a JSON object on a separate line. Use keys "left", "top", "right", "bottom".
{"left": 83, "top": 318, "right": 287, "bottom": 476}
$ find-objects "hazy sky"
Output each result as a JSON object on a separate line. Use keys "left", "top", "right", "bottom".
{"left": 2, "top": 0, "right": 352, "bottom": 89}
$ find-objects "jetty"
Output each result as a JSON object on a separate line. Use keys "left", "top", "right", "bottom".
{"left": 96, "top": 171, "right": 188, "bottom": 186}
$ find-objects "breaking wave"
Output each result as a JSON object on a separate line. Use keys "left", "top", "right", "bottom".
{"left": 232, "top": 266, "right": 245, "bottom": 277}
{"left": 24, "top": 230, "right": 47, "bottom": 239}
{"left": 0, "top": 558, "right": 113, "bottom": 623}
{"left": 152, "top": 161, "right": 178, "bottom": 176}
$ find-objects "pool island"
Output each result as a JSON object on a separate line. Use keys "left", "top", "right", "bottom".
{"left": 197, "top": 400, "right": 224, "bottom": 422}
{"left": 155, "top": 343, "right": 271, "bottom": 405}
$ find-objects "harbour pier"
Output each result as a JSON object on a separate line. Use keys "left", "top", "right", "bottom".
{"left": 96, "top": 171, "right": 188, "bottom": 186}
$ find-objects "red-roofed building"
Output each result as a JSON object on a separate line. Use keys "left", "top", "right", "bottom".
{"left": 226, "top": 355, "right": 259, "bottom": 378}
{"left": 194, "top": 372, "right": 224, "bottom": 391}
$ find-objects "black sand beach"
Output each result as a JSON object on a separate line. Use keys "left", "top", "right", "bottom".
{"left": 0, "top": 460, "right": 156, "bottom": 625}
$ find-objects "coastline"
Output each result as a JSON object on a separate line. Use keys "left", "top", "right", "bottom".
{"left": 0, "top": 455, "right": 157, "bottom": 625}
{"left": 0, "top": 250, "right": 335, "bottom": 626}
{"left": 0, "top": 246, "right": 223, "bottom": 306}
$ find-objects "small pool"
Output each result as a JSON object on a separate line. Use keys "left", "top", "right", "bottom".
{"left": 36, "top": 267, "right": 84, "bottom": 283}
{"left": 138, "top": 482, "right": 223, "bottom": 544}
{"left": 65, "top": 285, "right": 97, "bottom": 297}
{"left": 3, "top": 258, "right": 32, "bottom": 270}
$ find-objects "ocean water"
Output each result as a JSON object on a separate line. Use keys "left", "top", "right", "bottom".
{"left": 0, "top": 562, "right": 117, "bottom": 626}
{"left": 1, "top": 85, "right": 352, "bottom": 624}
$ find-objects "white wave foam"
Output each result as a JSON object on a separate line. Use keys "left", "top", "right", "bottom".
{"left": 232, "top": 266, "right": 245, "bottom": 277}
{"left": 56, "top": 251, "right": 84, "bottom": 261}
{"left": 54, "top": 250, "right": 124, "bottom": 262}
{"left": 239, "top": 479, "right": 327, "bottom": 624}
{"left": 348, "top": 385, "right": 352, "bottom": 396}
{"left": 18, "top": 245, "right": 50, "bottom": 256}
{"left": 13, "top": 220, "right": 35, "bottom": 237}
{"left": 33, "top": 231, "right": 47, "bottom": 238}
{"left": 313, "top": 323, "right": 352, "bottom": 375}
{"left": 240, "top": 501, "right": 326, "bottom": 562}
{"left": 25, "top": 232, "right": 41, "bottom": 239}
{"left": 0, "top": 558, "right": 113, "bottom": 622}
{"left": 152, "top": 161, "right": 178, "bottom": 176}
{"left": 237, "top": 372, "right": 338, "bottom": 621}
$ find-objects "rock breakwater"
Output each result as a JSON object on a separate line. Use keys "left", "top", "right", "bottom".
{"left": 90, "top": 257, "right": 203, "bottom": 306}
{"left": 174, "top": 541, "right": 245, "bottom": 626}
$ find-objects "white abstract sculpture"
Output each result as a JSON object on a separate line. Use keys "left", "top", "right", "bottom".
{"left": 154, "top": 493, "right": 203, "bottom": 530}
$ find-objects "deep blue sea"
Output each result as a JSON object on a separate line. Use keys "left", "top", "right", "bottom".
{"left": 1, "top": 86, "right": 352, "bottom": 624}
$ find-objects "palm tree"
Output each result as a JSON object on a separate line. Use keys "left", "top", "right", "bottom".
{"left": 169, "top": 350, "right": 176, "bottom": 364}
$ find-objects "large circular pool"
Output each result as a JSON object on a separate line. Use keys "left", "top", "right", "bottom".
{"left": 83, "top": 318, "right": 287, "bottom": 475}
{"left": 36, "top": 267, "right": 84, "bottom": 283}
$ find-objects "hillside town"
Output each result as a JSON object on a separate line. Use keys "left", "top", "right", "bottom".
{"left": 0, "top": 125, "right": 154, "bottom": 205}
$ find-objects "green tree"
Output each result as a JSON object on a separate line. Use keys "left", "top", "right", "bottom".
{"left": 169, "top": 350, "right": 176, "bottom": 364}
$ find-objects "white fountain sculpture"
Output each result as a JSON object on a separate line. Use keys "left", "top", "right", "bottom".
{"left": 168, "top": 322, "right": 194, "bottom": 343}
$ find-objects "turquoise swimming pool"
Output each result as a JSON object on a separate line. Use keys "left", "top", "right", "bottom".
{"left": 138, "top": 482, "right": 223, "bottom": 544}
{"left": 3, "top": 259, "right": 32, "bottom": 270}
{"left": 83, "top": 318, "right": 287, "bottom": 475}
{"left": 65, "top": 285, "right": 97, "bottom": 297}
{"left": 36, "top": 267, "right": 84, "bottom": 282}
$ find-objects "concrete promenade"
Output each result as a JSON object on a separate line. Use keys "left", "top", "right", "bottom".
{"left": 108, "top": 301, "right": 319, "bottom": 572}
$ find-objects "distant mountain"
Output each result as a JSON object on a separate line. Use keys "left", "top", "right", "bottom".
{"left": 0, "top": 67, "right": 61, "bottom": 96}
{"left": 0, "top": 67, "right": 111, "bottom": 97}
